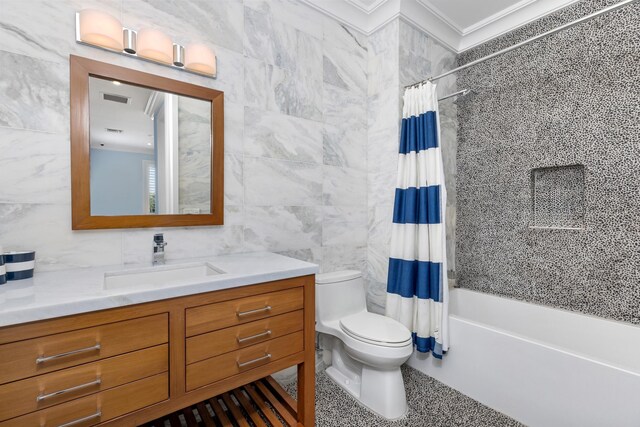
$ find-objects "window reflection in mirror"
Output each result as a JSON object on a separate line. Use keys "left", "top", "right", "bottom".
{"left": 88, "top": 76, "right": 212, "bottom": 216}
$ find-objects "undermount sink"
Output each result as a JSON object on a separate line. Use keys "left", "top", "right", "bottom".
{"left": 104, "top": 262, "right": 225, "bottom": 290}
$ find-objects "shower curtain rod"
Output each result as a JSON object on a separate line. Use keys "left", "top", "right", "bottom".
{"left": 405, "top": 0, "right": 638, "bottom": 89}
{"left": 438, "top": 88, "right": 470, "bottom": 101}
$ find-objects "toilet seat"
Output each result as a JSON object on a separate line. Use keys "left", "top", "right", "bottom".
{"left": 339, "top": 312, "right": 412, "bottom": 348}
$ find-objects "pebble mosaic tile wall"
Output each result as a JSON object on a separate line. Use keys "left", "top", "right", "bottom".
{"left": 455, "top": 0, "right": 640, "bottom": 324}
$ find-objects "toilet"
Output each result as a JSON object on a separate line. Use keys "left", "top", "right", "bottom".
{"left": 315, "top": 270, "right": 413, "bottom": 420}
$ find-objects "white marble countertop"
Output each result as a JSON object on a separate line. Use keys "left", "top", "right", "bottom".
{"left": 0, "top": 252, "right": 318, "bottom": 328}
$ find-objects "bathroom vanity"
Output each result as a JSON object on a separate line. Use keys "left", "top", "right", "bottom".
{"left": 0, "top": 252, "right": 317, "bottom": 426}
{"left": 0, "top": 56, "right": 317, "bottom": 426}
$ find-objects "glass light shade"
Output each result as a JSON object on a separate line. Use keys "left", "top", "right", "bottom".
{"left": 184, "top": 44, "right": 216, "bottom": 76}
{"left": 136, "top": 28, "right": 173, "bottom": 64}
{"left": 78, "top": 9, "right": 124, "bottom": 51}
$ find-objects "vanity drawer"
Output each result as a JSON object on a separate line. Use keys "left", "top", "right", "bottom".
{"left": 186, "top": 310, "right": 303, "bottom": 364}
{"left": 0, "top": 344, "right": 167, "bottom": 422}
{"left": 0, "top": 373, "right": 168, "bottom": 427}
{"left": 186, "top": 288, "right": 304, "bottom": 336}
{"left": 0, "top": 314, "right": 168, "bottom": 385}
{"left": 186, "top": 331, "right": 304, "bottom": 391}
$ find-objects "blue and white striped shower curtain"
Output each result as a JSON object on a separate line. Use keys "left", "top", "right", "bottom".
{"left": 385, "top": 82, "right": 449, "bottom": 359}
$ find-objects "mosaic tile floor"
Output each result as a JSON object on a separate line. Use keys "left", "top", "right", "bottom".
{"left": 283, "top": 365, "right": 523, "bottom": 427}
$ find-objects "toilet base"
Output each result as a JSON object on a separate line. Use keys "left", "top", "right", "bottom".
{"left": 322, "top": 336, "right": 409, "bottom": 420}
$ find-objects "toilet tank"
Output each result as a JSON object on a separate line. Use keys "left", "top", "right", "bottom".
{"left": 316, "top": 270, "right": 367, "bottom": 326}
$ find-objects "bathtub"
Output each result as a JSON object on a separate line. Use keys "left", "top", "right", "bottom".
{"left": 407, "top": 288, "right": 640, "bottom": 427}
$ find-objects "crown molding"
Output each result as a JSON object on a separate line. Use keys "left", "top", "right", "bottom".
{"left": 300, "top": 0, "right": 374, "bottom": 35}
{"left": 300, "top": 0, "right": 460, "bottom": 51}
{"left": 462, "top": 0, "right": 538, "bottom": 34}
{"left": 301, "top": 0, "right": 580, "bottom": 53}
{"left": 457, "top": 0, "right": 580, "bottom": 51}
{"left": 344, "top": 0, "right": 389, "bottom": 14}
{"left": 399, "top": 0, "right": 461, "bottom": 50}
{"left": 415, "top": 0, "right": 465, "bottom": 33}
{"left": 363, "top": 0, "right": 402, "bottom": 34}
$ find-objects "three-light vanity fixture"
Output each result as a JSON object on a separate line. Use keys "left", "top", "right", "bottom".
{"left": 76, "top": 9, "right": 217, "bottom": 78}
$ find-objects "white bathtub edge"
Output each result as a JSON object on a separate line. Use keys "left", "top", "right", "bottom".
{"left": 407, "top": 291, "right": 640, "bottom": 427}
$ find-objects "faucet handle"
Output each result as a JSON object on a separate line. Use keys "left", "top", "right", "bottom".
{"left": 153, "top": 233, "right": 167, "bottom": 247}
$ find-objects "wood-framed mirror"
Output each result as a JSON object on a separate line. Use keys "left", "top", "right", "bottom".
{"left": 70, "top": 55, "right": 223, "bottom": 230}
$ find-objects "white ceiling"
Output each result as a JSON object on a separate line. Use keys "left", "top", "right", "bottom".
{"left": 89, "top": 77, "right": 155, "bottom": 154}
{"left": 303, "top": 0, "right": 579, "bottom": 52}
{"left": 420, "top": 0, "right": 527, "bottom": 30}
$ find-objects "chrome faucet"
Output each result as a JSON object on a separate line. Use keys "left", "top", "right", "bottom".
{"left": 152, "top": 233, "right": 167, "bottom": 265}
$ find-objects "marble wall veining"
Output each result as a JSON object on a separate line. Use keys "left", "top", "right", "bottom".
{"left": 365, "top": 19, "right": 458, "bottom": 313}
{"left": 0, "top": 0, "right": 368, "bottom": 274}
{"left": 455, "top": 0, "right": 640, "bottom": 324}
{"left": 0, "top": 0, "right": 457, "bottom": 314}
{"left": 178, "top": 96, "right": 212, "bottom": 214}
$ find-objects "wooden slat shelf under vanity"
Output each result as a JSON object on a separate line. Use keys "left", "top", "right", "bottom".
{"left": 141, "top": 376, "right": 297, "bottom": 427}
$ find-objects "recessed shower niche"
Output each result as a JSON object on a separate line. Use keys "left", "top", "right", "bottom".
{"left": 531, "top": 165, "right": 585, "bottom": 229}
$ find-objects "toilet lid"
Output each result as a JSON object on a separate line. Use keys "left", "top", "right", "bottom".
{"left": 339, "top": 312, "right": 412, "bottom": 347}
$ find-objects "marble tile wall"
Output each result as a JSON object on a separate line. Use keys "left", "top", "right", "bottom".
{"left": 366, "top": 20, "right": 400, "bottom": 313}
{"left": 0, "top": 0, "right": 368, "bottom": 274}
{"left": 0, "top": 0, "right": 455, "bottom": 310}
{"left": 178, "top": 96, "right": 212, "bottom": 214}
{"left": 365, "top": 19, "right": 458, "bottom": 313}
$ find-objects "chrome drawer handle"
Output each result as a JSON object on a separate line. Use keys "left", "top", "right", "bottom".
{"left": 236, "top": 305, "right": 272, "bottom": 318}
{"left": 36, "top": 343, "right": 101, "bottom": 364}
{"left": 55, "top": 411, "right": 102, "bottom": 427}
{"left": 237, "top": 330, "right": 272, "bottom": 344}
{"left": 37, "top": 378, "right": 101, "bottom": 403}
{"left": 237, "top": 353, "right": 271, "bottom": 368}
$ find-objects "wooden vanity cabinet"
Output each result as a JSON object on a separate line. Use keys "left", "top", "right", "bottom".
{"left": 0, "top": 275, "right": 315, "bottom": 427}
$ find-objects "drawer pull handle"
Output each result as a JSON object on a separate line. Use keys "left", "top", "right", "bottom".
{"left": 237, "top": 330, "right": 272, "bottom": 344}
{"left": 37, "top": 378, "right": 102, "bottom": 403}
{"left": 237, "top": 353, "right": 272, "bottom": 368}
{"left": 36, "top": 343, "right": 101, "bottom": 364}
{"left": 56, "top": 411, "right": 102, "bottom": 427}
{"left": 236, "top": 305, "right": 272, "bottom": 318}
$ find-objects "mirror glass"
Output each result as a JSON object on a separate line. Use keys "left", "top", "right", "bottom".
{"left": 88, "top": 76, "right": 212, "bottom": 216}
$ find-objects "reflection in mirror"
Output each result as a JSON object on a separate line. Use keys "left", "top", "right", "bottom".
{"left": 88, "top": 76, "right": 212, "bottom": 216}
